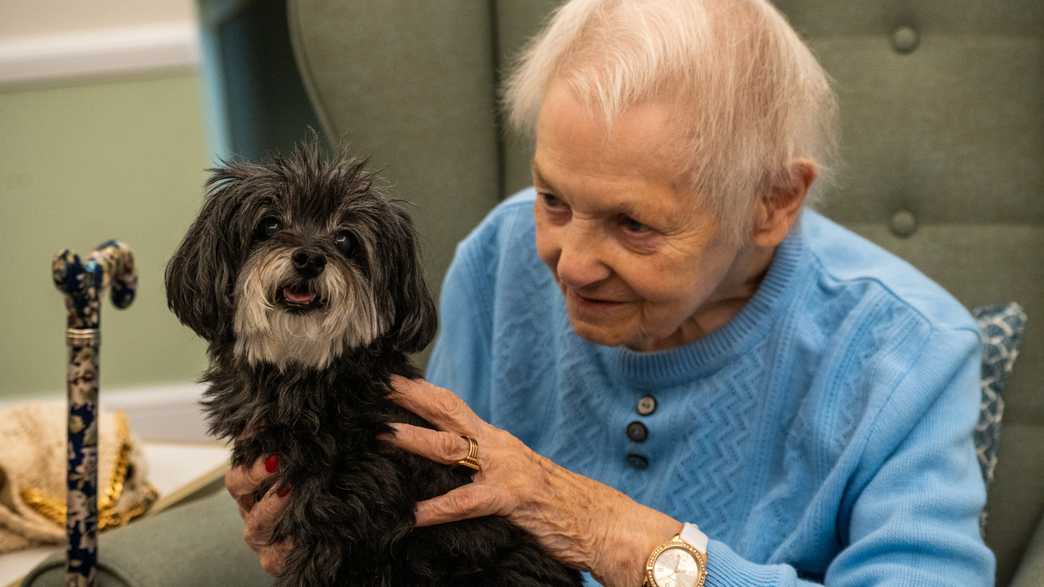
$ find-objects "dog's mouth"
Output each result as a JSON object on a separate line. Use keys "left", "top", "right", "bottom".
{"left": 278, "top": 281, "right": 323, "bottom": 312}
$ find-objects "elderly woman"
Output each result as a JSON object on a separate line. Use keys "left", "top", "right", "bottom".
{"left": 227, "top": 0, "right": 994, "bottom": 585}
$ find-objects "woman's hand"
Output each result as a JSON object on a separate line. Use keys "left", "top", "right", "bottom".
{"left": 384, "top": 376, "right": 682, "bottom": 587}
{"left": 224, "top": 454, "right": 294, "bottom": 576}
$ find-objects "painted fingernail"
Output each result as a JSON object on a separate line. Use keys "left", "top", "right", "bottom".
{"left": 276, "top": 484, "right": 291, "bottom": 498}
{"left": 377, "top": 424, "right": 398, "bottom": 443}
{"left": 264, "top": 454, "right": 279, "bottom": 473}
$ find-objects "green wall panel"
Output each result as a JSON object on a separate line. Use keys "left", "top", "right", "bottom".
{"left": 0, "top": 73, "right": 211, "bottom": 399}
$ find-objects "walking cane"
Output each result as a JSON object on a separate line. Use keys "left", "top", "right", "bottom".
{"left": 52, "top": 240, "right": 137, "bottom": 587}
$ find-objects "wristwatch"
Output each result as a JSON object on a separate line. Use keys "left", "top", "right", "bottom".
{"left": 643, "top": 523, "right": 708, "bottom": 587}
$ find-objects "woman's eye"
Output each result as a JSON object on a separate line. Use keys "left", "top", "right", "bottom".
{"left": 256, "top": 217, "right": 281, "bottom": 240}
{"left": 333, "top": 231, "right": 353, "bottom": 255}
{"left": 620, "top": 215, "right": 650, "bottom": 234}
{"left": 541, "top": 193, "right": 566, "bottom": 210}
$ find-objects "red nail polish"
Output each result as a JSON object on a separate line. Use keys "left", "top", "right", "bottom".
{"left": 264, "top": 454, "right": 279, "bottom": 473}
{"left": 277, "top": 484, "right": 291, "bottom": 498}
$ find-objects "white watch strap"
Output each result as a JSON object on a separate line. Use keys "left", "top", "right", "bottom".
{"left": 680, "top": 522, "right": 708, "bottom": 555}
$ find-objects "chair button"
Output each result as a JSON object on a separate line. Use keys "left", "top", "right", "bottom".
{"left": 890, "top": 209, "right": 918, "bottom": 237}
{"left": 626, "top": 453, "right": 649, "bottom": 470}
{"left": 626, "top": 421, "right": 649, "bottom": 443}
{"left": 892, "top": 26, "right": 919, "bottom": 54}
{"left": 636, "top": 395, "right": 657, "bottom": 416}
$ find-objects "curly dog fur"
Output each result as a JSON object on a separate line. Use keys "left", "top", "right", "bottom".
{"left": 165, "top": 140, "right": 582, "bottom": 586}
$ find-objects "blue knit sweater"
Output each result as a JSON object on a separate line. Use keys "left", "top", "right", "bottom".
{"left": 426, "top": 189, "right": 994, "bottom": 586}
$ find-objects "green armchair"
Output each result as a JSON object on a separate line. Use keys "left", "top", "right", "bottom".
{"left": 23, "top": 1, "right": 1043, "bottom": 585}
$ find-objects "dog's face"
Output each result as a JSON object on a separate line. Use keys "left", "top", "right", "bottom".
{"left": 166, "top": 143, "right": 436, "bottom": 370}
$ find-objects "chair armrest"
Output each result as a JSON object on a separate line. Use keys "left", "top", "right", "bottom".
{"left": 20, "top": 490, "right": 272, "bottom": 587}
{"left": 1011, "top": 513, "right": 1044, "bottom": 587}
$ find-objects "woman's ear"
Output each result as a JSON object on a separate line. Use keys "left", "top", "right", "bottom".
{"left": 751, "top": 159, "right": 817, "bottom": 248}
{"left": 384, "top": 203, "right": 438, "bottom": 354}
{"left": 165, "top": 179, "right": 241, "bottom": 342}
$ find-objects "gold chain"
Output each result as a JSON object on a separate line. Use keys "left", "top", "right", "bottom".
{"left": 20, "top": 411, "right": 158, "bottom": 530}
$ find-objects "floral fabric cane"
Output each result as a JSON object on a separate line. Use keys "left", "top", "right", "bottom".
{"left": 972, "top": 302, "right": 1027, "bottom": 534}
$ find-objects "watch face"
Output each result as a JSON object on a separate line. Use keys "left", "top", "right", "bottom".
{"left": 652, "top": 546, "right": 702, "bottom": 587}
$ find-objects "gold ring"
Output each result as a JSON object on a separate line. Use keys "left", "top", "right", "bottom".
{"left": 456, "top": 435, "right": 481, "bottom": 472}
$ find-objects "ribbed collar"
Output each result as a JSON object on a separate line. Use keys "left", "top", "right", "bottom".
{"left": 594, "top": 219, "right": 808, "bottom": 388}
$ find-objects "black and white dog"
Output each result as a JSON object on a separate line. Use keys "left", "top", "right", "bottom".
{"left": 165, "top": 141, "right": 582, "bottom": 586}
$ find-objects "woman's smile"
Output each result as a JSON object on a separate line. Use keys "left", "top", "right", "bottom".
{"left": 564, "top": 287, "right": 631, "bottom": 317}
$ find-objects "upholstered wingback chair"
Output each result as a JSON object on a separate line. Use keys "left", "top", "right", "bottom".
{"left": 287, "top": 3, "right": 1043, "bottom": 583}
{"left": 21, "top": 1, "right": 1043, "bottom": 586}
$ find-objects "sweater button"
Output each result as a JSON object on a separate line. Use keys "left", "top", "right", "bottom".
{"left": 626, "top": 421, "right": 649, "bottom": 443}
{"left": 636, "top": 395, "right": 657, "bottom": 416}
{"left": 626, "top": 453, "right": 649, "bottom": 470}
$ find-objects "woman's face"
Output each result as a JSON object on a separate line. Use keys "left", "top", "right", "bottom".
{"left": 533, "top": 82, "right": 758, "bottom": 351}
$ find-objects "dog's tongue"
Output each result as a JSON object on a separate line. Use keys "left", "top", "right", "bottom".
{"left": 284, "top": 287, "right": 316, "bottom": 305}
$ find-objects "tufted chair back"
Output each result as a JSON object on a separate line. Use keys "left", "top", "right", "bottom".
{"left": 287, "top": 1, "right": 1043, "bottom": 584}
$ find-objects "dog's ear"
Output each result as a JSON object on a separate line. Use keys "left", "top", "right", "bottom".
{"left": 382, "top": 202, "right": 438, "bottom": 354}
{"left": 165, "top": 168, "right": 246, "bottom": 342}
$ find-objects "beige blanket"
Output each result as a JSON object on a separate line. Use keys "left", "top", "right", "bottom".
{"left": 0, "top": 400, "right": 157, "bottom": 553}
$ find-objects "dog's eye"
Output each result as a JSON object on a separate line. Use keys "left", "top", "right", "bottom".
{"left": 256, "top": 217, "right": 281, "bottom": 240}
{"left": 333, "top": 231, "right": 353, "bottom": 255}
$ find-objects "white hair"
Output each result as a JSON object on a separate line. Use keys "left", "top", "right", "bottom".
{"left": 502, "top": 0, "right": 839, "bottom": 244}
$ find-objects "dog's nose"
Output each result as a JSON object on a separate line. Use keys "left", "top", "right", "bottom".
{"left": 292, "top": 248, "right": 326, "bottom": 278}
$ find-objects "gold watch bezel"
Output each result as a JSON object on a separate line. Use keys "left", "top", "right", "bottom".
{"left": 644, "top": 535, "right": 708, "bottom": 587}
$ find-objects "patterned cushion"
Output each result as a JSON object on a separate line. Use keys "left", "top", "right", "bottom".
{"left": 972, "top": 303, "right": 1028, "bottom": 532}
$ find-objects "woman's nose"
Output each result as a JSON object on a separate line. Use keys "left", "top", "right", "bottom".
{"left": 555, "top": 229, "right": 610, "bottom": 290}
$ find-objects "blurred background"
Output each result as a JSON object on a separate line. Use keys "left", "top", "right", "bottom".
{"left": 0, "top": 0, "right": 320, "bottom": 410}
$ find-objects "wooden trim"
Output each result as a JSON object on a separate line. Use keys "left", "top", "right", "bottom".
{"left": 0, "top": 382, "right": 212, "bottom": 444}
{"left": 0, "top": 23, "right": 200, "bottom": 88}
{"left": 148, "top": 461, "right": 229, "bottom": 516}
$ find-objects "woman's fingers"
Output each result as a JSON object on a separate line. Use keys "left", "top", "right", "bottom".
{"left": 243, "top": 483, "right": 291, "bottom": 546}
{"left": 247, "top": 485, "right": 295, "bottom": 577}
{"left": 413, "top": 483, "right": 513, "bottom": 527}
{"left": 388, "top": 376, "right": 481, "bottom": 433}
{"left": 257, "top": 539, "right": 294, "bottom": 576}
{"left": 384, "top": 423, "right": 475, "bottom": 467}
{"left": 224, "top": 454, "right": 292, "bottom": 578}
{"left": 225, "top": 454, "right": 279, "bottom": 514}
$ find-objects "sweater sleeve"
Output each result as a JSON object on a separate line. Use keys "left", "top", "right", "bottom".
{"left": 702, "top": 325, "right": 994, "bottom": 586}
